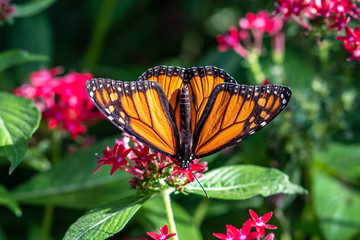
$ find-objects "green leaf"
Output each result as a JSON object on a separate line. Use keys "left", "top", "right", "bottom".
{"left": 12, "top": 137, "right": 134, "bottom": 209}
{"left": 0, "top": 50, "right": 48, "bottom": 72}
{"left": 13, "top": 0, "right": 56, "bottom": 18}
{"left": 63, "top": 194, "right": 150, "bottom": 240}
{"left": 0, "top": 92, "right": 41, "bottom": 173}
{"left": 185, "top": 165, "right": 306, "bottom": 199}
{"left": 137, "top": 196, "right": 203, "bottom": 240}
{"left": 0, "top": 227, "right": 7, "bottom": 240}
{"left": 313, "top": 172, "right": 360, "bottom": 240}
{"left": 314, "top": 143, "right": 360, "bottom": 183}
{"left": 0, "top": 185, "right": 21, "bottom": 217}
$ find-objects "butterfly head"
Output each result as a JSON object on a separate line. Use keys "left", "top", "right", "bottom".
{"left": 177, "top": 154, "right": 195, "bottom": 169}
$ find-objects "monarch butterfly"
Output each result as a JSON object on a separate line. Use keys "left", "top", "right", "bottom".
{"left": 86, "top": 65, "right": 291, "bottom": 170}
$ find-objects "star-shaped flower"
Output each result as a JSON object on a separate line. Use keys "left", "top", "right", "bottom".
{"left": 213, "top": 219, "right": 259, "bottom": 240}
{"left": 93, "top": 143, "right": 132, "bottom": 175}
{"left": 146, "top": 224, "right": 176, "bottom": 240}
{"left": 171, "top": 162, "right": 206, "bottom": 183}
{"left": 249, "top": 209, "right": 277, "bottom": 237}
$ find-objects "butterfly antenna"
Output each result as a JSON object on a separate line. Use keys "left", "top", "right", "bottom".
{"left": 160, "top": 160, "right": 179, "bottom": 173}
{"left": 191, "top": 171, "right": 209, "bottom": 198}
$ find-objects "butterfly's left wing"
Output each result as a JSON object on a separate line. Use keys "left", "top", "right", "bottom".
{"left": 138, "top": 65, "right": 186, "bottom": 131}
{"left": 86, "top": 78, "right": 180, "bottom": 157}
{"left": 192, "top": 83, "right": 291, "bottom": 158}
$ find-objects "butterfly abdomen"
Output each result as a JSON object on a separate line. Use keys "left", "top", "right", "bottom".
{"left": 179, "top": 85, "right": 193, "bottom": 165}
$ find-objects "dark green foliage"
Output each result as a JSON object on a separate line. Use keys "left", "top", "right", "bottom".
{"left": 0, "top": 1, "right": 360, "bottom": 240}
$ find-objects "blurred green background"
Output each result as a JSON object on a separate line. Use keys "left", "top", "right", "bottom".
{"left": 1, "top": 0, "right": 360, "bottom": 239}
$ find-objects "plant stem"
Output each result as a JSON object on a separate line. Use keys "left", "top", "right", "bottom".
{"left": 40, "top": 130, "right": 63, "bottom": 240}
{"left": 51, "top": 130, "right": 62, "bottom": 164}
{"left": 83, "top": 0, "right": 116, "bottom": 71}
{"left": 193, "top": 197, "right": 210, "bottom": 226}
{"left": 40, "top": 205, "right": 54, "bottom": 240}
{"left": 161, "top": 189, "right": 178, "bottom": 240}
{"left": 247, "top": 51, "right": 266, "bottom": 85}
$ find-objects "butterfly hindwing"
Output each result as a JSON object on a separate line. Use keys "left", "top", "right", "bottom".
{"left": 192, "top": 83, "right": 291, "bottom": 158}
{"left": 138, "top": 65, "right": 186, "bottom": 131}
{"left": 184, "top": 66, "right": 238, "bottom": 133}
{"left": 86, "top": 78, "right": 180, "bottom": 157}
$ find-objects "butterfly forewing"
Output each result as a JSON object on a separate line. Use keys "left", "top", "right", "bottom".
{"left": 184, "top": 66, "right": 238, "bottom": 134}
{"left": 137, "top": 65, "right": 186, "bottom": 131}
{"left": 193, "top": 83, "right": 291, "bottom": 158}
{"left": 86, "top": 78, "right": 180, "bottom": 157}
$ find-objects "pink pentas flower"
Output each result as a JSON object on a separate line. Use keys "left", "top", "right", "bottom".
{"left": 217, "top": 10, "right": 285, "bottom": 60}
{"left": 262, "top": 79, "right": 270, "bottom": 85}
{"left": 336, "top": 25, "right": 360, "bottom": 43}
{"left": 266, "top": 15, "right": 284, "bottom": 35}
{"left": 311, "top": 0, "right": 334, "bottom": 17}
{"left": 239, "top": 11, "right": 284, "bottom": 39}
{"left": 265, "top": 233, "right": 275, "bottom": 240}
{"left": 337, "top": 26, "right": 360, "bottom": 61}
{"left": 216, "top": 26, "right": 241, "bottom": 52}
{"left": 171, "top": 159, "right": 207, "bottom": 183}
{"left": 93, "top": 143, "right": 132, "bottom": 176}
{"left": 333, "top": 0, "right": 356, "bottom": 14}
{"left": 131, "top": 145, "right": 157, "bottom": 166}
{"left": 329, "top": 13, "right": 351, "bottom": 32}
{"left": 274, "top": 0, "right": 360, "bottom": 61}
{"left": 249, "top": 209, "right": 277, "bottom": 237}
{"left": 14, "top": 67, "right": 101, "bottom": 138}
{"left": 213, "top": 219, "right": 260, "bottom": 240}
{"left": 146, "top": 224, "right": 176, "bottom": 240}
{"left": 240, "top": 11, "right": 273, "bottom": 33}
{"left": 0, "top": 0, "right": 16, "bottom": 21}
{"left": 94, "top": 134, "right": 208, "bottom": 193}
{"left": 14, "top": 67, "right": 63, "bottom": 111}
{"left": 213, "top": 224, "right": 240, "bottom": 240}
{"left": 275, "top": 0, "right": 311, "bottom": 17}
{"left": 238, "top": 219, "right": 261, "bottom": 240}
{"left": 343, "top": 41, "right": 360, "bottom": 61}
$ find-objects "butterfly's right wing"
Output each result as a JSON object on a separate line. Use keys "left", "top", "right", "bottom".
{"left": 185, "top": 66, "right": 238, "bottom": 133}
{"left": 86, "top": 78, "right": 180, "bottom": 158}
{"left": 192, "top": 83, "right": 291, "bottom": 158}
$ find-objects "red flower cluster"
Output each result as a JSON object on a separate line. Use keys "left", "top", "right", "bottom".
{"left": 213, "top": 209, "right": 277, "bottom": 240}
{"left": 217, "top": 11, "right": 284, "bottom": 58}
{"left": 147, "top": 224, "right": 176, "bottom": 240}
{"left": 14, "top": 67, "right": 101, "bottom": 138}
{"left": 275, "top": 0, "right": 360, "bottom": 61}
{"left": 94, "top": 134, "right": 208, "bottom": 193}
{"left": 0, "top": 0, "right": 16, "bottom": 21}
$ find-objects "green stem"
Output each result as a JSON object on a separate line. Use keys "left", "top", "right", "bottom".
{"left": 318, "top": 39, "right": 331, "bottom": 67}
{"left": 40, "top": 130, "right": 63, "bottom": 240}
{"left": 193, "top": 197, "right": 210, "bottom": 226}
{"left": 161, "top": 189, "right": 178, "bottom": 240}
{"left": 271, "top": 50, "right": 286, "bottom": 84}
{"left": 83, "top": 0, "right": 116, "bottom": 71}
{"left": 40, "top": 205, "right": 54, "bottom": 240}
{"left": 247, "top": 51, "right": 266, "bottom": 85}
{"left": 51, "top": 130, "right": 62, "bottom": 164}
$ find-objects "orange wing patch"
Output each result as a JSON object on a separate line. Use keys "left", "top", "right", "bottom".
{"left": 193, "top": 83, "right": 291, "bottom": 158}
{"left": 185, "top": 66, "right": 237, "bottom": 133}
{"left": 86, "top": 78, "right": 180, "bottom": 158}
{"left": 138, "top": 66, "right": 185, "bottom": 131}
